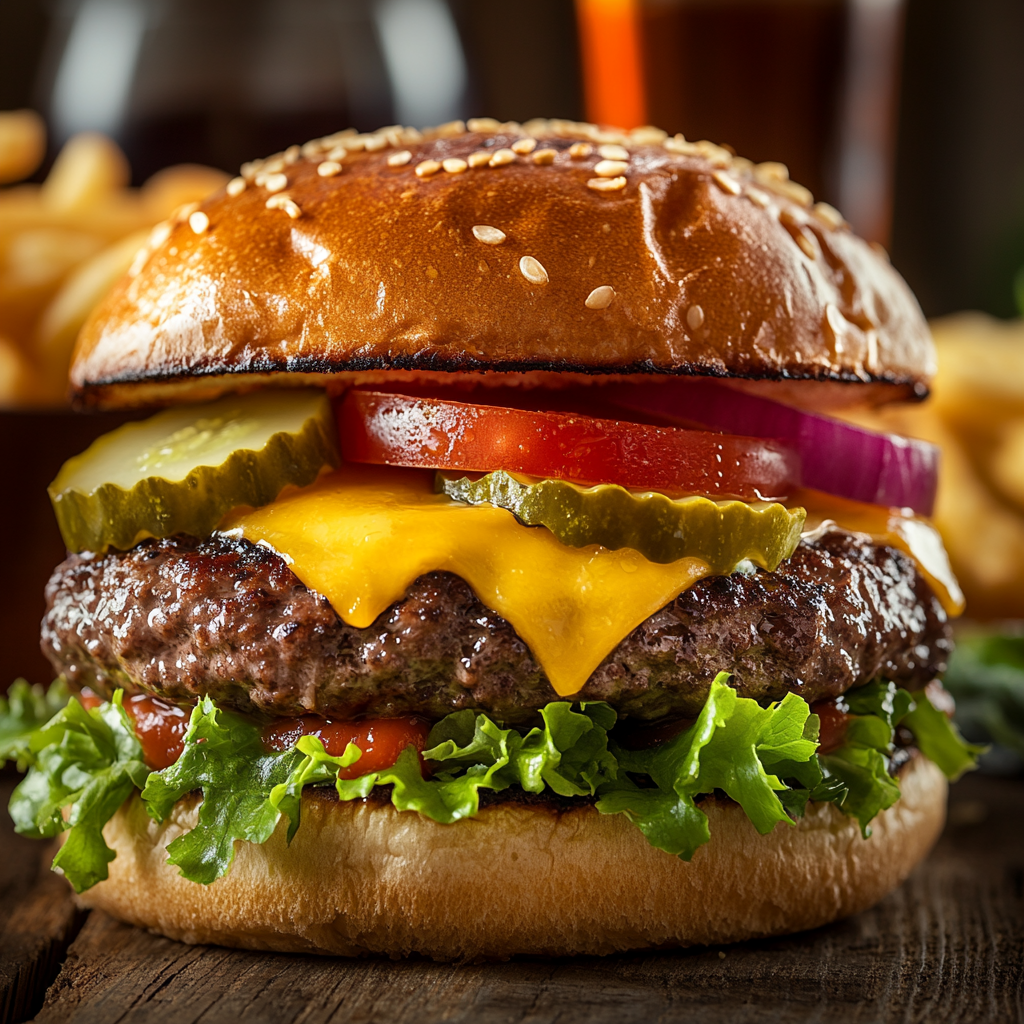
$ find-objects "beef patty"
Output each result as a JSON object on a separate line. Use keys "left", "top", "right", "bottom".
{"left": 41, "top": 528, "right": 951, "bottom": 724}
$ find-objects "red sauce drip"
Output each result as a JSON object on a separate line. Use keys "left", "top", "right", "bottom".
{"left": 812, "top": 700, "right": 850, "bottom": 755}
{"left": 77, "top": 689, "right": 189, "bottom": 769}
{"left": 262, "top": 715, "right": 431, "bottom": 779}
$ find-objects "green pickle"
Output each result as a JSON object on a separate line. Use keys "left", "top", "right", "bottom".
{"left": 50, "top": 390, "right": 339, "bottom": 553}
{"left": 439, "top": 471, "right": 805, "bottom": 572}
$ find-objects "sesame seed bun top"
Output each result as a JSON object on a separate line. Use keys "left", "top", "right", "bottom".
{"left": 70, "top": 117, "right": 935, "bottom": 409}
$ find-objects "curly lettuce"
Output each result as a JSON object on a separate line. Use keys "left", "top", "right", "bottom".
{"left": 2, "top": 674, "right": 981, "bottom": 890}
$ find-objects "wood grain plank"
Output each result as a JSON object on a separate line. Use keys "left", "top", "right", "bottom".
{"left": 0, "top": 776, "right": 85, "bottom": 1024}
{"left": 29, "top": 774, "right": 1024, "bottom": 1024}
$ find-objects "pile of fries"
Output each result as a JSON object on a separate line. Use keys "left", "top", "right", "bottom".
{"left": 0, "top": 109, "right": 227, "bottom": 407}
{"left": 874, "top": 314, "right": 1024, "bottom": 620}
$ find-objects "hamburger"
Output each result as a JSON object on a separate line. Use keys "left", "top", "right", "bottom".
{"left": 2, "top": 117, "right": 979, "bottom": 959}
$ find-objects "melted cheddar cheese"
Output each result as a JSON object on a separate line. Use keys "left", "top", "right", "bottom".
{"left": 225, "top": 468, "right": 963, "bottom": 698}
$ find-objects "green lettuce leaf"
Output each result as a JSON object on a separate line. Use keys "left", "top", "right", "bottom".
{"left": 141, "top": 697, "right": 303, "bottom": 884}
{"left": 596, "top": 675, "right": 820, "bottom": 860}
{"left": 8, "top": 693, "right": 148, "bottom": 892}
{"left": 903, "top": 693, "right": 984, "bottom": 781}
{"left": 0, "top": 678, "right": 69, "bottom": 768}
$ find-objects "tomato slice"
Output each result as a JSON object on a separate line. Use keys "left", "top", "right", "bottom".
{"left": 338, "top": 390, "right": 797, "bottom": 500}
{"left": 263, "top": 715, "right": 430, "bottom": 779}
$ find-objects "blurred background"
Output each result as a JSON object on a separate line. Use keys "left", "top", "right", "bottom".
{"left": 0, "top": 0, "right": 1022, "bottom": 766}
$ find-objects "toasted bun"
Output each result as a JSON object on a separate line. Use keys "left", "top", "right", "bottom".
{"left": 77, "top": 754, "right": 945, "bottom": 959}
{"left": 72, "top": 118, "right": 933, "bottom": 410}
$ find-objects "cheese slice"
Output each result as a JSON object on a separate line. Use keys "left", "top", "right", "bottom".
{"left": 225, "top": 465, "right": 713, "bottom": 696}
{"left": 226, "top": 469, "right": 964, "bottom": 699}
{"left": 797, "top": 489, "right": 965, "bottom": 617}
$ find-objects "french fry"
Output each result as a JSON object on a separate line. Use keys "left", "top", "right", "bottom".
{"left": 0, "top": 113, "right": 228, "bottom": 408}
{"left": 142, "top": 164, "right": 229, "bottom": 220}
{"left": 930, "top": 313, "right": 1024, "bottom": 432}
{"left": 0, "top": 110, "right": 45, "bottom": 185}
{"left": 41, "top": 133, "right": 131, "bottom": 214}
{"left": 988, "top": 418, "right": 1024, "bottom": 513}
{"left": 34, "top": 228, "right": 150, "bottom": 402}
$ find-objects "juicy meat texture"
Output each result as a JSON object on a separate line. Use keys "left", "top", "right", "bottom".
{"left": 41, "top": 529, "right": 952, "bottom": 724}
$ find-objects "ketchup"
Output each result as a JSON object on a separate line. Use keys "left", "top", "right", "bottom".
{"left": 262, "top": 715, "right": 431, "bottom": 779}
{"left": 811, "top": 700, "right": 850, "bottom": 755}
{"left": 79, "top": 688, "right": 189, "bottom": 769}
{"left": 78, "top": 688, "right": 431, "bottom": 775}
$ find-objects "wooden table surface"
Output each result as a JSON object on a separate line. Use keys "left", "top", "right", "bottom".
{"left": 0, "top": 771, "right": 1020, "bottom": 1024}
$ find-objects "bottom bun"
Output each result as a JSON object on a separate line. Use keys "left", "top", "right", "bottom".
{"left": 78, "top": 754, "right": 946, "bottom": 959}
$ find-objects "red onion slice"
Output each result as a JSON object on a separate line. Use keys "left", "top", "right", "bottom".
{"left": 607, "top": 381, "right": 939, "bottom": 515}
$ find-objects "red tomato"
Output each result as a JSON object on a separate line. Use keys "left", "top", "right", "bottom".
{"left": 263, "top": 715, "right": 430, "bottom": 779}
{"left": 812, "top": 700, "right": 850, "bottom": 755}
{"left": 338, "top": 390, "right": 797, "bottom": 500}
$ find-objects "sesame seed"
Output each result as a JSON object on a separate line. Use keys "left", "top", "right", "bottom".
{"left": 630, "top": 126, "right": 667, "bottom": 145}
{"left": 780, "top": 210, "right": 818, "bottom": 258}
{"left": 364, "top": 134, "right": 388, "bottom": 152}
{"left": 264, "top": 173, "right": 288, "bottom": 193}
{"left": 188, "top": 210, "right": 209, "bottom": 234}
{"left": 813, "top": 201, "right": 845, "bottom": 229}
{"left": 148, "top": 221, "right": 172, "bottom": 248}
{"left": 585, "top": 285, "right": 615, "bottom": 310}
{"left": 326, "top": 146, "right": 348, "bottom": 162}
{"left": 388, "top": 150, "right": 413, "bottom": 167}
{"left": 435, "top": 119, "right": 466, "bottom": 138}
{"left": 317, "top": 161, "right": 342, "bottom": 177}
{"left": 687, "top": 305, "right": 705, "bottom": 329}
{"left": 598, "top": 144, "right": 629, "bottom": 161}
{"left": 587, "top": 176, "right": 626, "bottom": 192}
{"left": 415, "top": 160, "right": 442, "bottom": 178}
{"left": 795, "top": 231, "right": 817, "bottom": 258}
{"left": 468, "top": 150, "right": 492, "bottom": 168}
{"left": 532, "top": 148, "right": 557, "bottom": 165}
{"left": 712, "top": 170, "right": 742, "bottom": 195}
{"left": 472, "top": 224, "right": 506, "bottom": 245}
{"left": 301, "top": 140, "right": 325, "bottom": 159}
{"left": 569, "top": 142, "right": 593, "bottom": 159}
{"left": 226, "top": 177, "right": 246, "bottom": 197}
{"left": 240, "top": 161, "right": 259, "bottom": 181}
{"left": 489, "top": 148, "right": 516, "bottom": 167}
{"left": 263, "top": 156, "right": 286, "bottom": 174}
{"left": 746, "top": 187, "right": 771, "bottom": 208}
{"left": 284, "top": 145, "right": 301, "bottom": 164}
{"left": 594, "top": 159, "right": 629, "bottom": 178}
{"left": 512, "top": 138, "right": 537, "bottom": 155}
{"left": 519, "top": 255, "right": 549, "bottom": 285}
{"left": 266, "top": 194, "right": 301, "bottom": 218}
{"left": 443, "top": 158, "right": 468, "bottom": 174}
{"left": 664, "top": 135, "right": 699, "bottom": 156}
{"left": 467, "top": 117, "right": 501, "bottom": 133}
{"left": 174, "top": 202, "right": 200, "bottom": 222}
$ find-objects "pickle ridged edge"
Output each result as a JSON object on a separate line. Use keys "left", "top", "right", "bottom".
{"left": 438, "top": 471, "right": 806, "bottom": 572}
{"left": 50, "top": 394, "right": 339, "bottom": 553}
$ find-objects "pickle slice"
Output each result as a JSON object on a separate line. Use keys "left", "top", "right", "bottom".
{"left": 438, "top": 471, "right": 805, "bottom": 572}
{"left": 50, "top": 390, "right": 339, "bottom": 553}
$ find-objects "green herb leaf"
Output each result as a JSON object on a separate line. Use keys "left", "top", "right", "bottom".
{"left": 8, "top": 694, "right": 148, "bottom": 892}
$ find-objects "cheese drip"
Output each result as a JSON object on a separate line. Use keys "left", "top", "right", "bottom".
{"left": 226, "top": 466, "right": 714, "bottom": 696}
{"left": 227, "top": 471, "right": 964, "bottom": 699}
{"left": 796, "top": 489, "right": 965, "bottom": 617}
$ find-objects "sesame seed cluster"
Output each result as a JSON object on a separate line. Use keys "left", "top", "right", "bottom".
{"left": 209, "top": 116, "right": 848, "bottom": 247}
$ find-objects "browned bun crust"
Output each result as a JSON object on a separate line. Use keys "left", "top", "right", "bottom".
{"left": 71, "top": 118, "right": 934, "bottom": 410}
{"left": 77, "top": 754, "right": 945, "bottom": 959}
